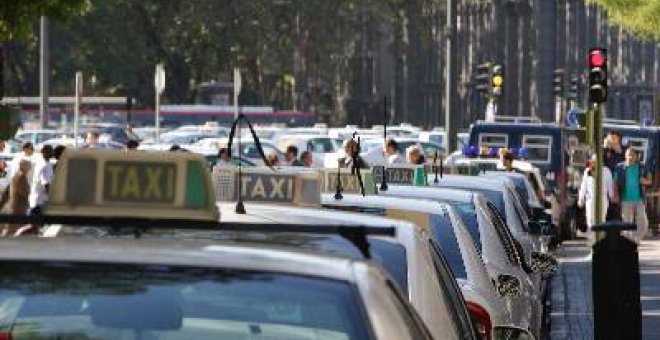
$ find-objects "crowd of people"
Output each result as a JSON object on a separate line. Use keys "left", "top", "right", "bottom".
{"left": 577, "top": 131, "right": 652, "bottom": 245}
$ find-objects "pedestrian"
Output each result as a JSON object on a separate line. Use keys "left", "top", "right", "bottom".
{"left": 126, "top": 140, "right": 139, "bottom": 150}
{"left": 265, "top": 152, "right": 280, "bottom": 167}
{"left": 614, "top": 148, "right": 652, "bottom": 243}
{"left": 83, "top": 131, "right": 101, "bottom": 149}
{"left": 604, "top": 131, "right": 626, "bottom": 171}
{"left": 285, "top": 145, "right": 304, "bottom": 166}
{"left": 384, "top": 139, "right": 404, "bottom": 164}
{"left": 339, "top": 139, "right": 369, "bottom": 169}
{"left": 578, "top": 155, "right": 615, "bottom": 244}
{"left": 0, "top": 160, "right": 31, "bottom": 236}
{"left": 10, "top": 142, "right": 35, "bottom": 180}
{"left": 52, "top": 145, "right": 66, "bottom": 171}
{"left": 500, "top": 150, "right": 516, "bottom": 172}
{"left": 22, "top": 145, "right": 53, "bottom": 235}
{"left": 300, "top": 150, "right": 314, "bottom": 167}
{"left": 406, "top": 145, "right": 426, "bottom": 165}
{"left": 213, "top": 147, "right": 232, "bottom": 170}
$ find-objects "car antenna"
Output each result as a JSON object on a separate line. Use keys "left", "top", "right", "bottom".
{"left": 334, "top": 159, "right": 343, "bottom": 200}
{"left": 351, "top": 134, "right": 366, "bottom": 196}
{"left": 235, "top": 113, "right": 246, "bottom": 214}
{"left": 380, "top": 96, "right": 389, "bottom": 191}
{"left": 433, "top": 151, "right": 440, "bottom": 183}
{"left": 440, "top": 153, "right": 444, "bottom": 178}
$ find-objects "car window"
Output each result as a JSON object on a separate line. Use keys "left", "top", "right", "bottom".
{"left": 506, "top": 186, "right": 530, "bottom": 231}
{"left": 0, "top": 262, "right": 372, "bottom": 340}
{"left": 483, "top": 202, "right": 522, "bottom": 267}
{"left": 421, "top": 143, "right": 443, "bottom": 157}
{"left": 307, "top": 138, "right": 335, "bottom": 153}
{"left": 447, "top": 201, "right": 482, "bottom": 254}
{"left": 522, "top": 135, "right": 552, "bottom": 164}
{"left": 321, "top": 205, "right": 409, "bottom": 293}
{"left": 429, "top": 214, "right": 467, "bottom": 279}
{"left": 428, "top": 242, "right": 477, "bottom": 340}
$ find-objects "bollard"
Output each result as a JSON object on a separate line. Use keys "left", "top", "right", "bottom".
{"left": 592, "top": 221, "right": 641, "bottom": 340}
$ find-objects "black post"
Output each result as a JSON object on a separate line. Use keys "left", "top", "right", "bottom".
{"left": 126, "top": 96, "right": 133, "bottom": 127}
{"left": 592, "top": 221, "right": 641, "bottom": 340}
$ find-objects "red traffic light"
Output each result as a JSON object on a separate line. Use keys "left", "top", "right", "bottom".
{"left": 589, "top": 48, "right": 606, "bottom": 68}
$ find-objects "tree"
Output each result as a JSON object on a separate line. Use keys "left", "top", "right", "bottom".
{"left": 0, "top": 0, "right": 90, "bottom": 99}
{"left": 589, "top": 0, "right": 660, "bottom": 39}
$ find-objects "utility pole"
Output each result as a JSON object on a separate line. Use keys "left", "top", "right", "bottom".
{"left": 39, "top": 16, "right": 49, "bottom": 128}
{"left": 444, "top": 0, "right": 458, "bottom": 152}
{"left": 74, "top": 72, "right": 82, "bottom": 148}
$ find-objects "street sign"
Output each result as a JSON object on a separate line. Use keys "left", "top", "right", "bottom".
{"left": 154, "top": 64, "right": 165, "bottom": 95}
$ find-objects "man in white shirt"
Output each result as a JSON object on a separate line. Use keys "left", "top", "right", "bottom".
{"left": 29, "top": 145, "right": 54, "bottom": 216}
{"left": 578, "top": 155, "right": 615, "bottom": 245}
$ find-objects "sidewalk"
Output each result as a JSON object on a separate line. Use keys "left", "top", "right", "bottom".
{"left": 549, "top": 237, "right": 660, "bottom": 339}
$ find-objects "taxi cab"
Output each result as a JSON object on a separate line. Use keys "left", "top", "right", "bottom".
{"left": 321, "top": 191, "right": 514, "bottom": 338}
{"left": 375, "top": 184, "right": 549, "bottom": 339}
{"left": 0, "top": 150, "right": 438, "bottom": 340}
{"left": 211, "top": 167, "right": 477, "bottom": 340}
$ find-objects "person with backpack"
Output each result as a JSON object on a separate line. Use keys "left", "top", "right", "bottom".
{"left": 614, "top": 148, "right": 652, "bottom": 243}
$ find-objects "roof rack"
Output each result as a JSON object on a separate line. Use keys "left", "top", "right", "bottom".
{"left": 0, "top": 214, "right": 396, "bottom": 259}
{"left": 603, "top": 118, "right": 638, "bottom": 126}
{"left": 492, "top": 116, "right": 542, "bottom": 124}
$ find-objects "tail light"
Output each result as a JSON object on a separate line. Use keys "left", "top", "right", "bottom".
{"left": 466, "top": 301, "right": 492, "bottom": 340}
{"left": 0, "top": 332, "right": 12, "bottom": 340}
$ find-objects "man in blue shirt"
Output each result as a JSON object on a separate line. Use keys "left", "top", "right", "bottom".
{"left": 615, "top": 148, "right": 652, "bottom": 243}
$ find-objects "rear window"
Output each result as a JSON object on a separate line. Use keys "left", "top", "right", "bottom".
{"left": 447, "top": 202, "right": 482, "bottom": 254}
{"left": 321, "top": 205, "right": 409, "bottom": 293}
{"left": 0, "top": 262, "right": 371, "bottom": 340}
{"left": 471, "top": 189, "right": 505, "bottom": 217}
{"left": 430, "top": 214, "right": 467, "bottom": 279}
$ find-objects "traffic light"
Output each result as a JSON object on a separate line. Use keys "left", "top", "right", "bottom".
{"left": 474, "top": 62, "right": 492, "bottom": 93}
{"left": 491, "top": 64, "right": 503, "bottom": 96}
{"left": 553, "top": 69, "right": 565, "bottom": 97}
{"left": 568, "top": 75, "right": 580, "bottom": 100}
{"left": 588, "top": 48, "right": 607, "bottom": 104}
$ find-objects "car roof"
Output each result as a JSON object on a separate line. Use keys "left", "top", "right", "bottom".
{"left": 0, "top": 237, "right": 362, "bottom": 282}
{"left": 383, "top": 185, "right": 474, "bottom": 204}
{"left": 219, "top": 202, "right": 412, "bottom": 229}
{"left": 321, "top": 193, "right": 448, "bottom": 215}
{"left": 428, "top": 174, "right": 509, "bottom": 191}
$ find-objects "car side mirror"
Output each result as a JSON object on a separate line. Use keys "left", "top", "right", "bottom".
{"left": 495, "top": 274, "right": 521, "bottom": 297}
{"left": 531, "top": 252, "right": 558, "bottom": 278}
{"left": 493, "top": 326, "right": 536, "bottom": 340}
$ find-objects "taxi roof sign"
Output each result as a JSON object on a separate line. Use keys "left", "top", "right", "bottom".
{"left": 321, "top": 169, "right": 377, "bottom": 195}
{"left": 47, "top": 149, "right": 219, "bottom": 221}
{"left": 372, "top": 165, "right": 427, "bottom": 186}
{"left": 213, "top": 167, "right": 322, "bottom": 207}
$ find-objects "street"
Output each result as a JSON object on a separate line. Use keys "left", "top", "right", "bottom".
{"left": 551, "top": 236, "right": 660, "bottom": 339}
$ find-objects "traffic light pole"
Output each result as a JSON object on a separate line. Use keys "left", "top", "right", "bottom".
{"left": 593, "top": 102, "right": 604, "bottom": 228}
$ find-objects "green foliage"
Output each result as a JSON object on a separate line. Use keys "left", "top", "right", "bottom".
{"left": 3, "top": 0, "right": 443, "bottom": 122}
{"left": 0, "top": 0, "right": 90, "bottom": 42}
{"left": 589, "top": 0, "right": 660, "bottom": 38}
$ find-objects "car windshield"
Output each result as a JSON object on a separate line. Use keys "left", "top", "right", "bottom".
{"left": 430, "top": 214, "right": 467, "bottom": 279}
{"left": 0, "top": 262, "right": 371, "bottom": 340}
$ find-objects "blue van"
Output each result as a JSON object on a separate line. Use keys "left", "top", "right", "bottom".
{"left": 467, "top": 120, "right": 589, "bottom": 239}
